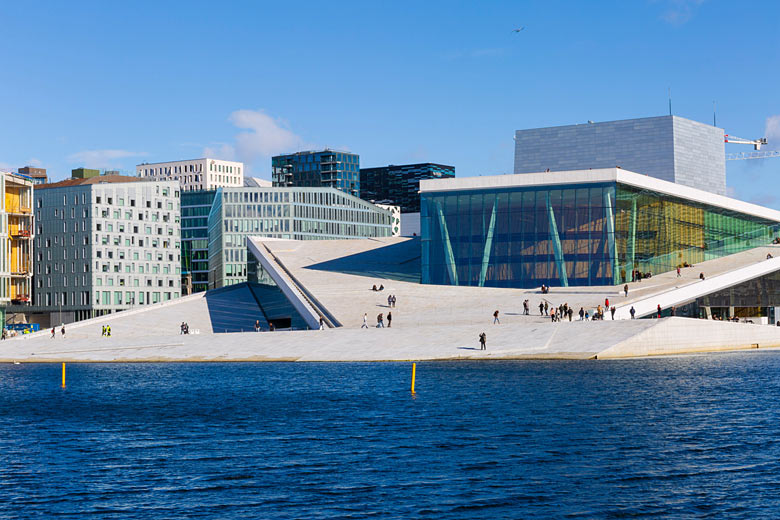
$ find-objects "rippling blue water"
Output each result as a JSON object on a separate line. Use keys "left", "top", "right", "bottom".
{"left": 2, "top": 354, "right": 780, "bottom": 518}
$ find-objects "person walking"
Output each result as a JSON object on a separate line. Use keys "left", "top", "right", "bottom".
{"left": 610, "top": 306, "right": 616, "bottom": 320}
{"left": 106, "top": 325, "right": 111, "bottom": 337}
{"left": 376, "top": 313, "right": 384, "bottom": 328}
{"left": 387, "top": 295, "right": 392, "bottom": 307}
{"left": 362, "top": 313, "right": 368, "bottom": 328}
{"left": 539, "top": 302, "right": 544, "bottom": 316}
{"left": 699, "top": 272, "right": 705, "bottom": 280}
{"left": 630, "top": 306, "right": 636, "bottom": 319}
{"left": 523, "top": 300, "right": 529, "bottom": 315}
{"left": 319, "top": 317, "right": 325, "bottom": 330}
{"left": 392, "top": 295, "right": 396, "bottom": 308}
{"left": 677, "top": 266, "right": 681, "bottom": 277}
{"left": 544, "top": 301, "right": 549, "bottom": 314}
{"left": 605, "top": 297, "right": 610, "bottom": 308}
{"left": 102, "top": 325, "right": 106, "bottom": 337}
{"left": 657, "top": 304, "right": 662, "bottom": 318}
{"left": 479, "top": 332, "right": 487, "bottom": 350}
{"left": 493, "top": 310, "right": 500, "bottom": 324}
{"left": 60, "top": 325, "right": 65, "bottom": 338}
{"left": 387, "top": 312, "right": 392, "bottom": 328}
{"left": 579, "top": 307, "right": 584, "bottom": 321}
{"left": 568, "top": 308, "right": 573, "bottom": 321}
{"left": 255, "top": 320, "right": 260, "bottom": 332}
{"left": 50, "top": 327, "right": 55, "bottom": 339}
{"left": 624, "top": 284, "right": 629, "bottom": 297}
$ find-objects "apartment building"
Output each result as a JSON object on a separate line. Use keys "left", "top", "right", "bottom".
{"left": 31, "top": 175, "right": 180, "bottom": 324}
{"left": 136, "top": 158, "right": 243, "bottom": 192}
{"left": 0, "top": 172, "right": 35, "bottom": 323}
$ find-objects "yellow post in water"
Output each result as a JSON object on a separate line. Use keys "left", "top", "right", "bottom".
{"left": 62, "top": 362, "right": 66, "bottom": 388}
{"left": 411, "top": 362, "right": 416, "bottom": 394}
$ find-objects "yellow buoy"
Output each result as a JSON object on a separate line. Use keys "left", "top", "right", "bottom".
{"left": 411, "top": 362, "right": 416, "bottom": 394}
{"left": 62, "top": 362, "right": 66, "bottom": 388}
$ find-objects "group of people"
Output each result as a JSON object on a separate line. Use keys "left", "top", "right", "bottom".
{"left": 179, "top": 322, "right": 191, "bottom": 335}
{"left": 371, "top": 284, "right": 385, "bottom": 291}
{"left": 363, "top": 312, "right": 392, "bottom": 328}
{"left": 51, "top": 325, "right": 66, "bottom": 338}
{"left": 386, "top": 294, "right": 397, "bottom": 307}
{"left": 101, "top": 325, "right": 112, "bottom": 336}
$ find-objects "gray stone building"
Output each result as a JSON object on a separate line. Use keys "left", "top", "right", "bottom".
{"left": 514, "top": 115, "right": 726, "bottom": 195}
{"left": 30, "top": 175, "right": 181, "bottom": 324}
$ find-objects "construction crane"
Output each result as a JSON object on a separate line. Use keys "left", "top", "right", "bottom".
{"left": 724, "top": 134, "right": 780, "bottom": 161}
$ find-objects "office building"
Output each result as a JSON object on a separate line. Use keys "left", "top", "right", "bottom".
{"left": 181, "top": 190, "right": 217, "bottom": 294}
{"left": 136, "top": 158, "right": 243, "bottom": 192}
{"left": 17, "top": 166, "right": 48, "bottom": 185}
{"left": 30, "top": 175, "right": 180, "bottom": 324}
{"left": 205, "top": 187, "right": 392, "bottom": 289}
{"left": 420, "top": 168, "right": 780, "bottom": 289}
{"left": 514, "top": 115, "right": 726, "bottom": 195}
{"left": 272, "top": 150, "right": 360, "bottom": 197}
{"left": 360, "top": 163, "right": 455, "bottom": 212}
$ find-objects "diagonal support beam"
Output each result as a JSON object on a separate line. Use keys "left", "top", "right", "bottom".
{"left": 546, "top": 192, "right": 568, "bottom": 287}
{"left": 626, "top": 196, "right": 637, "bottom": 281}
{"left": 435, "top": 201, "right": 459, "bottom": 286}
{"left": 478, "top": 195, "right": 498, "bottom": 287}
{"left": 604, "top": 190, "right": 619, "bottom": 284}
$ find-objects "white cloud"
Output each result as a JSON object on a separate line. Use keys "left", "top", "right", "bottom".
{"left": 205, "top": 109, "right": 308, "bottom": 175}
{"left": 67, "top": 149, "right": 147, "bottom": 169}
{"left": 658, "top": 0, "right": 706, "bottom": 25}
{"left": 765, "top": 115, "right": 780, "bottom": 148}
{"left": 26, "top": 158, "right": 43, "bottom": 167}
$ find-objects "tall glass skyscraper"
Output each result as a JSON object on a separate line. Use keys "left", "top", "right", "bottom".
{"left": 272, "top": 150, "right": 360, "bottom": 197}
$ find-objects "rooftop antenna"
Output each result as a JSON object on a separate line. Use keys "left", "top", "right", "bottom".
{"left": 713, "top": 100, "right": 717, "bottom": 127}
{"left": 668, "top": 87, "right": 672, "bottom": 116}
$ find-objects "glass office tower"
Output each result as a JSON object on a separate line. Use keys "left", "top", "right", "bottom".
{"left": 272, "top": 150, "right": 360, "bottom": 197}
{"left": 421, "top": 171, "right": 780, "bottom": 288}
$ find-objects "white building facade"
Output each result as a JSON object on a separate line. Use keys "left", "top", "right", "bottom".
{"left": 33, "top": 177, "right": 181, "bottom": 323}
{"left": 136, "top": 158, "right": 244, "bottom": 192}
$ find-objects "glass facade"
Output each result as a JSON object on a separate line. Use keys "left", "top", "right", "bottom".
{"left": 422, "top": 182, "right": 780, "bottom": 288}
{"left": 360, "top": 163, "right": 455, "bottom": 212}
{"left": 181, "top": 190, "right": 217, "bottom": 293}
{"left": 208, "top": 187, "right": 392, "bottom": 289}
{"left": 272, "top": 150, "right": 360, "bottom": 198}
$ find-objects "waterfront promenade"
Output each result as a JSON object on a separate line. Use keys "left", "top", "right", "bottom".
{"left": 4, "top": 237, "right": 780, "bottom": 362}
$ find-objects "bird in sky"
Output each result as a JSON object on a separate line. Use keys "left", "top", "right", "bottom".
{"left": 512, "top": 26, "right": 525, "bottom": 33}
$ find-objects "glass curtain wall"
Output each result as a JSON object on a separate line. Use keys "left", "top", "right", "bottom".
{"left": 422, "top": 183, "right": 616, "bottom": 288}
{"left": 422, "top": 183, "right": 780, "bottom": 289}
{"left": 615, "top": 185, "right": 779, "bottom": 282}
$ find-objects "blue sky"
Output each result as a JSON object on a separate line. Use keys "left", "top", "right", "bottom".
{"left": 1, "top": 1, "right": 778, "bottom": 205}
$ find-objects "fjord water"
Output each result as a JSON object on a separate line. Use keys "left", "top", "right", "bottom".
{"left": 2, "top": 356, "right": 780, "bottom": 519}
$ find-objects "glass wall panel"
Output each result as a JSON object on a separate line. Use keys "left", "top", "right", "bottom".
{"left": 422, "top": 182, "right": 780, "bottom": 289}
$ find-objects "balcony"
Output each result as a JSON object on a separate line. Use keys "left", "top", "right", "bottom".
{"left": 11, "top": 230, "right": 31, "bottom": 238}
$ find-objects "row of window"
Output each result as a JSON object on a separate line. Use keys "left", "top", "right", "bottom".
{"left": 36, "top": 290, "right": 179, "bottom": 307}
{"left": 35, "top": 272, "right": 178, "bottom": 288}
